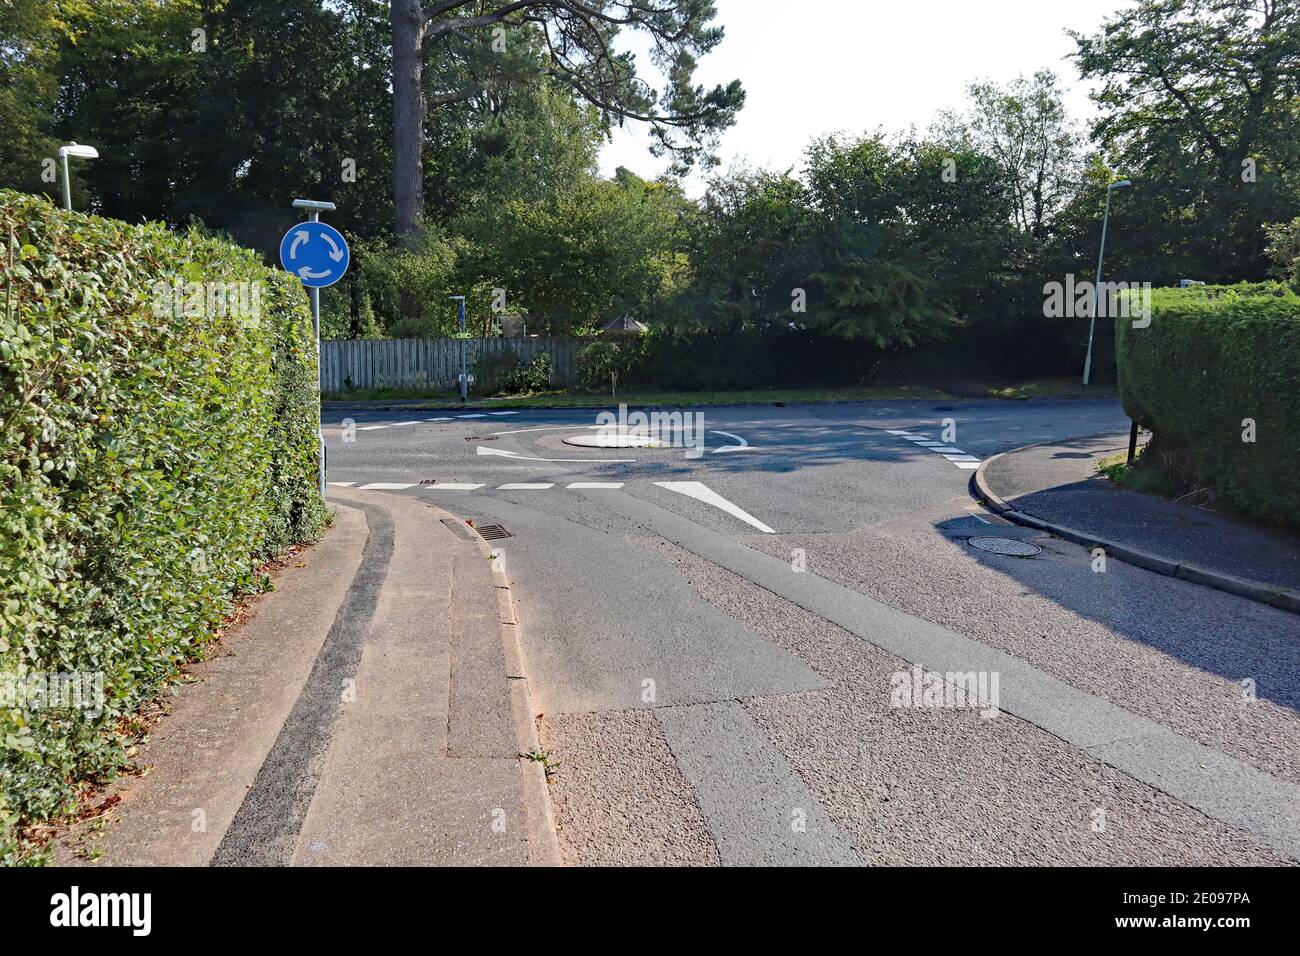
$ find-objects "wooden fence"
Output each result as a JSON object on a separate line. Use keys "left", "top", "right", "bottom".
{"left": 320, "top": 337, "right": 580, "bottom": 392}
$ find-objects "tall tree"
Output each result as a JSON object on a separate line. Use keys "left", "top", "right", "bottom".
{"left": 934, "top": 71, "right": 1082, "bottom": 239}
{"left": 1070, "top": 0, "right": 1300, "bottom": 280}
{"left": 389, "top": 0, "right": 743, "bottom": 246}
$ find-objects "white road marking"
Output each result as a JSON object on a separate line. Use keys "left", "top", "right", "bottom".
{"left": 885, "top": 429, "right": 915, "bottom": 436}
{"left": 426, "top": 417, "right": 452, "bottom": 422}
{"left": 567, "top": 482, "right": 624, "bottom": 489}
{"left": 928, "top": 446, "right": 965, "bottom": 453}
{"left": 358, "top": 425, "right": 389, "bottom": 431}
{"left": 391, "top": 421, "right": 422, "bottom": 427}
{"left": 498, "top": 483, "right": 555, "bottom": 490}
{"left": 425, "top": 483, "right": 484, "bottom": 490}
{"left": 955, "top": 462, "right": 981, "bottom": 470}
{"left": 476, "top": 445, "right": 637, "bottom": 464}
{"left": 326, "top": 482, "right": 356, "bottom": 487}
{"left": 458, "top": 413, "right": 487, "bottom": 419}
{"left": 488, "top": 411, "right": 518, "bottom": 416}
{"left": 942, "top": 454, "right": 981, "bottom": 462}
{"left": 359, "top": 483, "right": 417, "bottom": 490}
{"left": 710, "top": 430, "right": 755, "bottom": 454}
{"left": 654, "top": 481, "right": 776, "bottom": 534}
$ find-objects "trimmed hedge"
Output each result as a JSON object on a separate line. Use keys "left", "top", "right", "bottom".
{"left": 0, "top": 191, "right": 327, "bottom": 863}
{"left": 1116, "top": 282, "right": 1300, "bottom": 530}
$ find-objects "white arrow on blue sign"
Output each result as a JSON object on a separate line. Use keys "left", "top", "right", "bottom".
{"left": 279, "top": 220, "right": 350, "bottom": 288}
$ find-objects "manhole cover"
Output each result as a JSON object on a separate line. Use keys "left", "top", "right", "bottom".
{"left": 968, "top": 536, "right": 1041, "bottom": 557}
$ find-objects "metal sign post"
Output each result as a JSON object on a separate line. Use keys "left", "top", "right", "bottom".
{"left": 280, "top": 199, "right": 349, "bottom": 495}
{"left": 450, "top": 294, "right": 468, "bottom": 404}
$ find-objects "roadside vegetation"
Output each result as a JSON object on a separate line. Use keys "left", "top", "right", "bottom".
{"left": 0, "top": 191, "right": 328, "bottom": 863}
{"left": 1113, "top": 283, "right": 1300, "bottom": 530}
{"left": 5, "top": 0, "right": 1298, "bottom": 392}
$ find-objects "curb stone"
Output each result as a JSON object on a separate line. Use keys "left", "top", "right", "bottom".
{"left": 973, "top": 445, "right": 1300, "bottom": 616}
{"left": 450, "top": 512, "right": 563, "bottom": 867}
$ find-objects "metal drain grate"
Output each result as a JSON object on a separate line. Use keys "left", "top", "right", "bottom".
{"left": 969, "top": 536, "right": 1041, "bottom": 557}
{"left": 476, "top": 524, "right": 512, "bottom": 540}
{"left": 464, "top": 435, "right": 498, "bottom": 442}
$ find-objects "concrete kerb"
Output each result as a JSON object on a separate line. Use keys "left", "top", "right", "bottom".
{"left": 445, "top": 508, "right": 562, "bottom": 867}
{"left": 972, "top": 445, "right": 1300, "bottom": 616}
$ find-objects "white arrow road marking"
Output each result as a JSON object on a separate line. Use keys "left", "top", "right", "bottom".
{"left": 425, "top": 483, "right": 484, "bottom": 490}
{"left": 476, "top": 445, "right": 637, "bottom": 464}
{"left": 710, "top": 430, "right": 756, "bottom": 454}
{"left": 321, "top": 232, "right": 344, "bottom": 262}
{"left": 360, "top": 483, "right": 417, "bottom": 490}
{"left": 654, "top": 481, "right": 776, "bottom": 534}
{"left": 498, "top": 483, "right": 554, "bottom": 490}
{"left": 298, "top": 266, "right": 331, "bottom": 280}
{"left": 567, "top": 482, "right": 624, "bottom": 489}
{"left": 290, "top": 230, "right": 309, "bottom": 259}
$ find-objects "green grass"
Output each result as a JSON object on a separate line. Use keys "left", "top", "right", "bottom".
{"left": 322, "top": 384, "right": 953, "bottom": 407}
{"left": 985, "top": 377, "right": 1118, "bottom": 401}
{"left": 1097, "top": 448, "right": 1181, "bottom": 498}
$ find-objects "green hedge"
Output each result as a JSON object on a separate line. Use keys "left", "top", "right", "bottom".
{"left": 1116, "top": 282, "right": 1300, "bottom": 530}
{"left": 0, "top": 190, "right": 327, "bottom": 863}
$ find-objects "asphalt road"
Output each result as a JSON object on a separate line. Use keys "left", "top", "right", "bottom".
{"left": 322, "top": 398, "right": 1300, "bottom": 866}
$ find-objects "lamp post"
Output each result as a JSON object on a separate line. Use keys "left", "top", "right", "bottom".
{"left": 1082, "top": 178, "right": 1131, "bottom": 388}
{"left": 449, "top": 295, "right": 467, "bottom": 403}
{"left": 58, "top": 143, "right": 99, "bottom": 211}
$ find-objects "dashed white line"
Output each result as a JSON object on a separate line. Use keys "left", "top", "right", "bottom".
{"left": 426, "top": 417, "right": 452, "bottom": 422}
{"left": 567, "top": 482, "right": 624, "bottom": 489}
{"left": 497, "top": 483, "right": 555, "bottom": 490}
{"left": 488, "top": 411, "right": 519, "bottom": 416}
{"left": 359, "top": 483, "right": 417, "bottom": 490}
{"left": 358, "top": 425, "right": 389, "bottom": 431}
{"left": 458, "top": 413, "right": 487, "bottom": 419}
{"left": 424, "top": 483, "right": 485, "bottom": 491}
{"left": 326, "top": 482, "right": 356, "bottom": 487}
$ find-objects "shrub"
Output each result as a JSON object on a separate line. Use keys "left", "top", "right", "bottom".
{"left": 0, "top": 190, "right": 327, "bottom": 863}
{"left": 1115, "top": 282, "right": 1300, "bottom": 529}
{"left": 576, "top": 339, "right": 630, "bottom": 394}
{"left": 472, "top": 349, "right": 553, "bottom": 395}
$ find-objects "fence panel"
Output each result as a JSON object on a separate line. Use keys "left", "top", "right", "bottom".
{"left": 321, "top": 337, "right": 583, "bottom": 392}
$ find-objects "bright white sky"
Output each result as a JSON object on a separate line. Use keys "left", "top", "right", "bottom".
{"left": 598, "top": 0, "right": 1136, "bottom": 192}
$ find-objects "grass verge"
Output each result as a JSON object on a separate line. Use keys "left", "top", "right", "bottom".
{"left": 322, "top": 385, "right": 954, "bottom": 407}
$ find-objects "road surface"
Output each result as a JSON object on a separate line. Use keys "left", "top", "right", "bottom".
{"left": 322, "top": 398, "right": 1300, "bottom": 866}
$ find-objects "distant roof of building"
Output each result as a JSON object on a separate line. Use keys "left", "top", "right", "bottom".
{"left": 601, "top": 314, "right": 648, "bottom": 333}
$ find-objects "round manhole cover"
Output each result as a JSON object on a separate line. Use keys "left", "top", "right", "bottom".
{"left": 968, "top": 536, "right": 1042, "bottom": 557}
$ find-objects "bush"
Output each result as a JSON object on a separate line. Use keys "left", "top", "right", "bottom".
{"left": 1115, "top": 282, "right": 1300, "bottom": 529}
{"left": 576, "top": 339, "right": 630, "bottom": 393}
{"left": 0, "top": 190, "right": 328, "bottom": 863}
{"left": 472, "top": 349, "right": 553, "bottom": 395}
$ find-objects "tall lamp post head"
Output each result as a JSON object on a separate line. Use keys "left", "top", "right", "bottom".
{"left": 1109, "top": 179, "right": 1132, "bottom": 191}
{"left": 58, "top": 142, "right": 99, "bottom": 212}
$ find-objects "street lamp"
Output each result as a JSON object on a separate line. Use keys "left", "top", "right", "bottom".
{"left": 1082, "top": 178, "right": 1131, "bottom": 388}
{"left": 58, "top": 142, "right": 99, "bottom": 211}
{"left": 449, "top": 295, "right": 468, "bottom": 403}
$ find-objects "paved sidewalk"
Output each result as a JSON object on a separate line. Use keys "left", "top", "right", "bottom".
{"left": 58, "top": 489, "right": 557, "bottom": 866}
{"left": 977, "top": 432, "right": 1300, "bottom": 608}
